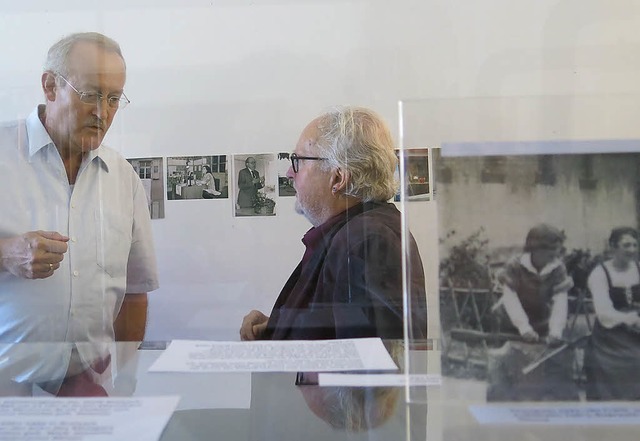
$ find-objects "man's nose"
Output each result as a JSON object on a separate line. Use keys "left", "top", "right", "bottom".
{"left": 92, "top": 98, "right": 110, "bottom": 119}
{"left": 286, "top": 165, "right": 295, "bottom": 179}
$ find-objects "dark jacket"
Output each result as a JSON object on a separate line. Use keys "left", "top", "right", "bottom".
{"left": 263, "top": 202, "right": 427, "bottom": 340}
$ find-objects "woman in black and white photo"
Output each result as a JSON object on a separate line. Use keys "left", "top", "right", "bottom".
{"left": 584, "top": 226, "right": 640, "bottom": 400}
{"left": 201, "top": 165, "right": 221, "bottom": 199}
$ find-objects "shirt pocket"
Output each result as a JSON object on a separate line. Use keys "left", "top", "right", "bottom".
{"left": 95, "top": 209, "right": 132, "bottom": 277}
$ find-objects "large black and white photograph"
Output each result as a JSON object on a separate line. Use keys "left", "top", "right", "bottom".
{"left": 127, "top": 157, "right": 165, "bottom": 219}
{"left": 166, "top": 155, "right": 229, "bottom": 201}
{"left": 437, "top": 149, "right": 640, "bottom": 403}
{"left": 233, "top": 153, "right": 278, "bottom": 217}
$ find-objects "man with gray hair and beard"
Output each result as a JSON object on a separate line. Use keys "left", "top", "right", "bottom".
{"left": 240, "top": 106, "right": 427, "bottom": 341}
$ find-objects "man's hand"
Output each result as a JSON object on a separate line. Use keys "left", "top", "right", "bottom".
{"left": 240, "top": 310, "right": 269, "bottom": 341}
{"left": 0, "top": 231, "right": 69, "bottom": 279}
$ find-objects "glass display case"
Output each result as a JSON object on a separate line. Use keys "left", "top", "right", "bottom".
{"left": 399, "top": 94, "right": 640, "bottom": 440}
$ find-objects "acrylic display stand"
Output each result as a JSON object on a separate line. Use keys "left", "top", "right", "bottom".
{"left": 397, "top": 94, "right": 640, "bottom": 432}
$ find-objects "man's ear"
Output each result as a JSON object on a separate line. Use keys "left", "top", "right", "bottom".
{"left": 330, "top": 167, "right": 350, "bottom": 193}
{"left": 42, "top": 72, "right": 57, "bottom": 102}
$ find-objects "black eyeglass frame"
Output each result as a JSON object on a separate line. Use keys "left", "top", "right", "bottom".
{"left": 290, "top": 153, "right": 328, "bottom": 173}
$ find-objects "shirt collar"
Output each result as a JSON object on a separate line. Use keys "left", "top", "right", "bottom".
{"left": 520, "top": 252, "right": 562, "bottom": 276}
{"left": 302, "top": 211, "right": 345, "bottom": 251}
{"left": 26, "top": 106, "right": 54, "bottom": 158}
{"left": 26, "top": 105, "right": 111, "bottom": 172}
{"left": 301, "top": 202, "right": 368, "bottom": 251}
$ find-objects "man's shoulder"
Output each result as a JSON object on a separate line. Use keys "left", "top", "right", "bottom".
{"left": 93, "top": 146, "right": 142, "bottom": 193}
{"left": 331, "top": 203, "right": 401, "bottom": 244}
{"left": 350, "top": 202, "right": 400, "bottom": 230}
{"left": 97, "top": 145, "right": 136, "bottom": 172}
{"left": 97, "top": 143, "right": 123, "bottom": 158}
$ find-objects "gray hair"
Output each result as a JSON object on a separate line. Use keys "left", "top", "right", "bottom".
{"left": 314, "top": 106, "right": 398, "bottom": 202}
{"left": 44, "top": 32, "right": 125, "bottom": 76}
{"left": 320, "top": 386, "right": 399, "bottom": 431}
{"left": 316, "top": 341, "right": 402, "bottom": 430}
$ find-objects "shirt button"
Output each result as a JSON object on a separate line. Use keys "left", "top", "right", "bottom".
{"left": 71, "top": 237, "right": 77, "bottom": 242}
{"left": 73, "top": 270, "right": 79, "bottom": 277}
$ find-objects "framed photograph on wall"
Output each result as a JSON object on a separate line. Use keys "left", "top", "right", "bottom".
{"left": 232, "top": 153, "right": 278, "bottom": 217}
{"left": 127, "top": 157, "right": 165, "bottom": 219}
{"left": 166, "top": 155, "right": 229, "bottom": 201}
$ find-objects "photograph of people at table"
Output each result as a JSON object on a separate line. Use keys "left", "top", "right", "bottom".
{"left": 0, "top": 31, "right": 159, "bottom": 397}
{"left": 438, "top": 150, "right": 640, "bottom": 402}
{"left": 166, "top": 155, "right": 228, "bottom": 200}
{"left": 239, "top": 106, "right": 428, "bottom": 341}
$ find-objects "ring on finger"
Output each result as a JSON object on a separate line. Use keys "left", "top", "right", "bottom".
{"left": 49, "top": 263, "right": 53, "bottom": 271}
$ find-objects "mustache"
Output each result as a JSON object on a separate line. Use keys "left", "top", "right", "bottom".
{"left": 86, "top": 119, "right": 106, "bottom": 130}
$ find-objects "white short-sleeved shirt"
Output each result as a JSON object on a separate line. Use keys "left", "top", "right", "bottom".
{"left": 0, "top": 106, "right": 159, "bottom": 383}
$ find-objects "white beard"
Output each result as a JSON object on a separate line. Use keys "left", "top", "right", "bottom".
{"left": 295, "top": 197, "right": 324, "bottom": 227}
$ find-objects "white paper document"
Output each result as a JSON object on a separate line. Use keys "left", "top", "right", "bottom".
{"left": 470, "top": 403, "right": 640, "bottom": 425}
{"left": 134, "top": 349, "right": 251, "bottom": 410}
{"left": 318, "top": 373, "right": 441, "bottom": 387}
{"left": 149, "top": 338, "right": 398, "bottom": 373}
{"left": 0, "top": 396, "right": 179, "bottom": 441}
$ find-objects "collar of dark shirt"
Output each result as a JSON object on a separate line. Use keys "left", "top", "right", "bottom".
{"left": 299, "top": 202, "right": 370, "bottom": 266}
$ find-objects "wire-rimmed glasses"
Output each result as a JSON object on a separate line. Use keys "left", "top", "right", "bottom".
{"left": 57, "top": 75, "right": 130, "bottom": 109}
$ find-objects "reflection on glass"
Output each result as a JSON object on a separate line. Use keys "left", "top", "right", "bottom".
{"left": 300, "top": 379, "right": 400, "bottom": 431}
{"left": 0, "top": 341, "right": 143, "bottom": 398}
{"left": 296, "top": 341, "right": 403, "bottom": 431}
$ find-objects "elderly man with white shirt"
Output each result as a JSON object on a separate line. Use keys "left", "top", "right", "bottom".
{"left": 0, "top": 32, "right": 158, "bottom": 396}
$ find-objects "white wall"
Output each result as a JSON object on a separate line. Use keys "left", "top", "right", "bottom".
{"left": 2, "top": 0, "right": 640, "bottom": 341}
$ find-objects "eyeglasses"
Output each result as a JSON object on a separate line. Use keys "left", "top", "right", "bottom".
{"left": 57, "top": 75, "right": 130, "bottom": 109}
{"left": 290, "top": 153, "right": 328, "bottom": 173}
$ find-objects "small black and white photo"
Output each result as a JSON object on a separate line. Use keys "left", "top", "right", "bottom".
{"left": 394, "top": 148, "right": 431, "bottom": 201}
{"left": 437, "top": 148, "right": 640, "bottom": 403}
{"left": 166, "top": 155, "right": 228, "bottom": 201}
{"left": 233, "top": 153, "right": 277, "bottom": 217}
{"left": 277, "top": 152, "right": 296, "bottom": 197}
{"left": 127, "top": 157, "right": 165, "bottom": 219}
